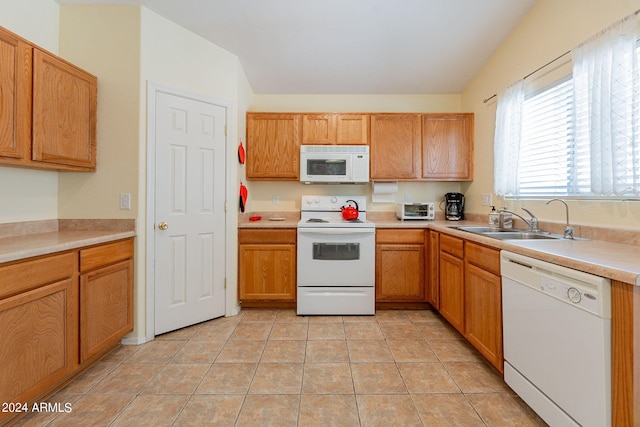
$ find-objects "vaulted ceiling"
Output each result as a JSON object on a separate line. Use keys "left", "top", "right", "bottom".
{"left": 59, "top": 0, "right": 537, "bottom": 94}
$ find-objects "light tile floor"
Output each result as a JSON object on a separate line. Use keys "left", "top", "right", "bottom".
{"left": 12, "top": 309, "right": 547, "bottom": 426}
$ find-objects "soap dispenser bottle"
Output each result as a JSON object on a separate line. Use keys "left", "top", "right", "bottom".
{"left": 488, "top": 206, "right": 500, "bottom": 227}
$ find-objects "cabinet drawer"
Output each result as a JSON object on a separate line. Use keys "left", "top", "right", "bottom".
{"left": 440, "top": 234, "right": 464, "bottom": 259}
{"left": 239, "top": 229, "right": 297, "bottom": 244}
{"left": 0, "top": 252, "right": 76, "bottom": 299}
{"left": 80, "top": 239, "right": 134, "bottom": 272}
{"left": 376, "top": 229, "right": 424, "bottom": 244}
{"left": 465, "top": 241, "right": 500, "bottom": 276}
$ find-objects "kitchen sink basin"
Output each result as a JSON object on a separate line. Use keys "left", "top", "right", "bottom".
{"left": 452, "top": 226, "right": 515, "bottom": 233}
{"left": 481, "top": 231, "right": 562, "bottom": 240}
{"left": 450, "top": 226, "right": 588, "bottom": 241}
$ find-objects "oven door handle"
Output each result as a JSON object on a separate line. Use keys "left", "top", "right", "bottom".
{"left": 298, "top": 227, "right": 375, "bottom": 235}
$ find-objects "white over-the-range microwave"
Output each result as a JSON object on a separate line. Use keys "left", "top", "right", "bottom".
{"left": 299, "top": 145, "right": 369, "bottom": 184}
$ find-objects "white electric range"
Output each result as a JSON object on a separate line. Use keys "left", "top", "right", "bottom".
{"left": 296, "top": 195, "right": 376, "bottom": 315}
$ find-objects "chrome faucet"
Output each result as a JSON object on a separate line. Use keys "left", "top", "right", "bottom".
{"left": 546, "top": 198, "right": 574, "bottom": 239}
{"left": 498, "top": 207, "right": 540, "bottom": 232}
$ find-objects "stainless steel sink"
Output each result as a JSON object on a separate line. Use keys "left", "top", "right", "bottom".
{"left": 452, "top": 226, "right": 515, "bottom": 233}
{"left": 450, "top": 225, "right": 587, "bottom": 241}
{"left": 481, "top": 231, "right": 562, "bottom": 240}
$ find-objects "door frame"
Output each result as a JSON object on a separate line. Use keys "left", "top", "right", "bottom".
{"left": 145, "top": 82, "right": 232, "bottom": 342}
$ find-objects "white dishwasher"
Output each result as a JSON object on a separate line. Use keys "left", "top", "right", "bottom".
{"left": 501, "top": 251, "right": 611, "bottom": 427}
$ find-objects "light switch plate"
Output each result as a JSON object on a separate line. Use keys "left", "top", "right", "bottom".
{"left": 120, "top": 193, "right": 131, "bottom": 210}
{"left": 481, "top": 194, "right": 492, "bottom": 206}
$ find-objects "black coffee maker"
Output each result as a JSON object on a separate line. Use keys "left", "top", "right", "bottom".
{"left": 445, "top": 192, "right": 465, "bottom": 220}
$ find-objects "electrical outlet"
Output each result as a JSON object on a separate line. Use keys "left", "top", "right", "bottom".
{"left": 119, "top": 193, "right": 131, "bottom": 210}
{"left": 404, "top": 194, "right": 412, "bottom": 203}
{"left": 272, "top": 195, "right": 280, "bottom": 205}
{"left": 481, "top": 194, "right": 492, "bottom": 206}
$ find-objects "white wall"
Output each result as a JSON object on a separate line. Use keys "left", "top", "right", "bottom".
{"left": 0, "top": 0, "right": 60, "bottom": 222}
{"left": 58, "top": 5, "right": 141, "bottom": 220}
{"left": 461, "top": 0, "right": 640, "bottom": 229}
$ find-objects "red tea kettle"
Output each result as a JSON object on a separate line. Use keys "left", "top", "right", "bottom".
{"left": 341, "top": 199, "right": 359, "bottom": 220}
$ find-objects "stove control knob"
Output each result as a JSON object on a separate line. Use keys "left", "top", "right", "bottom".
{"left": 330, "top": 197, "right": 338, "bottom": 204}
{"left": 567, "top": 287, "right": 581, "bottom": 303}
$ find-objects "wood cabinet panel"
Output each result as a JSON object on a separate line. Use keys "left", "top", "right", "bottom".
{"left": 0, "top": 29, "right": 31, "bottom": 162}
{"left": 336, "top": 114, "right": 369, "bottom": 145}
{"left": 611, "top": 280, "right": 640, "bottom": 427}
{"left": 427, "top": 230, "right": 440, "bottom": 309}
{"left": 465, "top": 241, "right": 500, "bottom": 276}
{"left": 80, "top": 239, "right": 134, "bottom": 272}
{"left": 370, "top": 114, "right": 421, "bottom": 179}
{"left": 238, "top": 243, "right": 296, "bottom": 301}
{"left": 440, "top": 233, "right": 464, "bottom": 258}
{"left": 302, "top": 114, "right": 336, "bottom": 145}
{"left": 465, "top": 262, "right": 502, "bottom": 372}
{"left": 0, "top": 278, "right": 77, "bottom": 411}
{"left": 376, "top": 243, "right": 425, "bottom": 302}
{"left": 32, "top": 49, "right": 97, "bottom": 170}
{"left": 439, "top": 251, "right": 464, "bottom": 333}
{"left": 80, "top": 259, "right": 133, "bottom": 362}
{"left": 246, "top": 113, "right": 300, "bottom": 179}
{"left": 239, "top": 228, "right": 297, "bottom": 245}
{"left": 422, "top": 114, "right": 473, "bottom": 180}
{"left": 0, "top": 252, "right": 76, "bottom": 299}
{"left": 376, "top": 228, "right": 424, "bottom": 244}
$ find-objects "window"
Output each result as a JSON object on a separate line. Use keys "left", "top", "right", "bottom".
{"left": 518, "top": 63, "right": 640, "bottom": 198}
{"left": 499, "top": 16, "right": 640, "bottom": 199}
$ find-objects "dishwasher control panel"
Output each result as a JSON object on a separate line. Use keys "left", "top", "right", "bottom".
{"left": 501, "top": 250, "right": 611, "bottom": 318}
{"left": 539, "top": 276, "right": 601, "bottom": 316}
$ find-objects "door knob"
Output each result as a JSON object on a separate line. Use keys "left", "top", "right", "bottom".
{"left": 158, "top": 221, "right": 168, "bottom": 230}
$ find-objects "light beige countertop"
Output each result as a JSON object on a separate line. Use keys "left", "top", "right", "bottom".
{"left": 240, "top": 211, "right": 640, "bottom": 286}
{"left": 0, "top": 219, "right": 136, "bottom": 264}
{"left": 238, "top": 212, "right": 300, "bottom": 228}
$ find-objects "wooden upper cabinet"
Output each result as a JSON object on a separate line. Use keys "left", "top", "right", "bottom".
{"left": 422, "top": 113, "right": 473, "bottom": 180}
{"left": 0, "top": 29, "right": 31, "bottom": 162}
{"left": 302, "top": 114, "right": 336, "bottom": 145}
{"left": 247, "top": 113, "right": 300, "bottom": 180}
{"left": 302, "top": 114, "right": 369, "bottom": 145}
{"left": 0, "top": 26, "right": 97, "bottom": 172}
{"left": 336, "top": 114, "right": 368, "bottom": 145}
{"left": 32, "top": 49, "right": 97, "bottom": 171}
{"left": 370, "top": 114, "right": 421, "bottom": 179}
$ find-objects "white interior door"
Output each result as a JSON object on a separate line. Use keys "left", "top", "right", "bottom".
{"left": 154, "top": 91, "right": 226, "bottom": 335}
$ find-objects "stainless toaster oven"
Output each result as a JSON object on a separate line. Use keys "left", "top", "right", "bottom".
{"left": 396, "top": 202, "right": 435, "bottom": 220}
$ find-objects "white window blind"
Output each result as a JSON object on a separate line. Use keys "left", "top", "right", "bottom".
{"left": 520, "top": 77, "right": 573, "bottom": 196}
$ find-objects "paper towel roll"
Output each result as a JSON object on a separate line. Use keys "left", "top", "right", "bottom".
{"left": 372, "top": 181, "right": 398, "bottom": 203}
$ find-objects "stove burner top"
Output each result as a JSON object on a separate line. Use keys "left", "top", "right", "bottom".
{"left": 306, "top": 218, "right": 329, "bottom": 223}
{"left": 346, "top": 219, "right": 364, "bottom": 223}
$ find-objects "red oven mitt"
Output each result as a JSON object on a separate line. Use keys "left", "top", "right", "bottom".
{"left": 239, "top": 182, "right": 248, "bottom": 213}
{"left": 238, "top": 141, "right": 245, "bottom": 164}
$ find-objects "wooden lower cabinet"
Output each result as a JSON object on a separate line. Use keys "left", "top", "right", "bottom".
{"left": 375, "top": 229, "right": 426, "bottom": 302}
{"left": 238, "top": 229, "right": 296, "bottom": 302}
{"left": 436, "top": 234, "right": 504, "bottom": 372}
{"left": 79, "top": 239, "right": 134, "bottom": 363}
{"left": 465, "top": 260, "right": 503, "bottom": 372}
{"left": 0, "top": 278, "right": 78, "bottom": 410}
{"left": 0, "top": 238, "right": 134, "bottom": 425}
{"left": 427, "top": 230, "right": 440, "bottom": 309}
{"left": 438, "top": 234, "right": 465, "bottom": 333}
